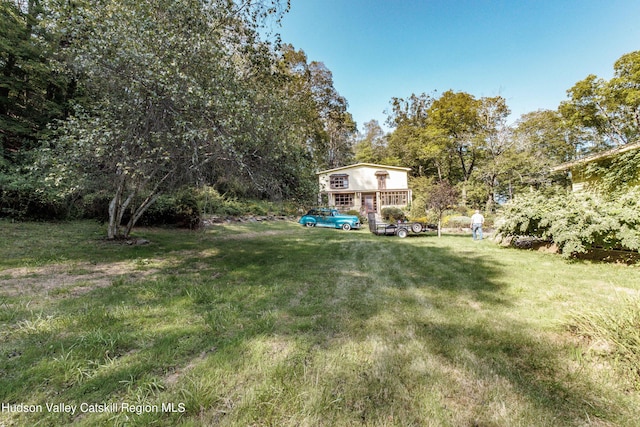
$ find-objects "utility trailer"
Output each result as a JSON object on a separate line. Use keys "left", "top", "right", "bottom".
{"left": 367, "top": 213, "right": 432, "bottom": 238}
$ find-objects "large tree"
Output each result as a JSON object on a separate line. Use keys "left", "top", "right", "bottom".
{"left": 427, "top": 90, "right": 483, "bottom": 204}
{"left": 386, "top": 91, "right": 492, "bottom": 205}
{"left": 275, "top": 45, "right": 356, "bottom": 170}
{"left": 308, "top": 61, "right": 356, "bottom": 169}
{"left": 353, "top": 120, "right": 388, "bottom": 164}
{"left": 44, "top": 0, "right": 302, "bottom": 239}
{"left": 557, "top": 51, "right": 640, "bottom": 197}
{"left": 559, "top": 50, "right": 640, "bottom": 152}
{"left": 472, "top": 96, "right": 511, "bottom": 210}
{"left": 0, "top": 0, "right": 72, "bottom": 160}
{"left": 385, "top": 92, "right": 444, "bottom": 177}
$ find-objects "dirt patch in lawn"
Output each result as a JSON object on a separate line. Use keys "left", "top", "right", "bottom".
{"left": 215, "top": 229, "right": 291, "bottom": 241}
{"left": 0, "top": 227, "right": 290, "bottom": 297}
{"left": 0, "top": 261, "right": 161, "bottom": 297}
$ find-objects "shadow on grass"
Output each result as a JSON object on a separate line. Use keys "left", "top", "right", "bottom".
{"left": 159, "top": 231, "right": 620, "bottom": 424}
{"left": 0, "top": 224, "right": 631, "bottom": 425}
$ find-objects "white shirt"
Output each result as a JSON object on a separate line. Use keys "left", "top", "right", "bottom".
{"left": 471, "top": 213, "right": 484, "bottom": 225}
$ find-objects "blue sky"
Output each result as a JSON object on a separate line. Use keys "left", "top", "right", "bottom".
{"left": 272, "top": 0, "right": 640, "bottom": 133}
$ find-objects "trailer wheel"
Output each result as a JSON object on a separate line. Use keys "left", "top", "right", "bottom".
{"left": 397, "top": 228, "right": 408, "bottom": 238}
{"left": 411, "top": 222, "right": 423, "bottom": 233}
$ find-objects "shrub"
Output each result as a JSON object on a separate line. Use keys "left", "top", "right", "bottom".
{"left": 0, "top": 178, "right": 69, "bottom": 220}
{"left": 381, "top": 207, "right": 407, "bottom": 222}
{"left": 496, "top": 188, "right": 640, "bottom": 257}
{"left": 444, "top": 215, "right": 471, "bottom": 228}
{"left": 78, "top": 191, "right": 111, "bottom": 222}
{"left": 195, "top": 186, "right": 226, "bottom": 216}
{"left": 135, "top": 189, "right": 201, "bottom": 229}
{"left": 195, "top": 186, "right": 293, "bottom": 217}
{"left": 346, "top": 209, "right": 366, "bottom": 224}
{"left": 173, "top": 190, "right": 201, "bottom": 229}
{"left": 408, "top": 193, "right": 428, "bottom": 220}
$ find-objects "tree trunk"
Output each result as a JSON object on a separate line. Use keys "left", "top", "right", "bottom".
{"left": 120, "top": 169, "right": 175, "bottom": 238}
{"left": 460, "top": 180, "right": 468, "bottom": 207}
{"left": 107, "top": 176, "right": 126, "bottom": 239}
{"left": 122, "top": 192, "right": 161, "bottom": 238}
{"left": 485, "top": 195, "right": 494, "bottom": 213}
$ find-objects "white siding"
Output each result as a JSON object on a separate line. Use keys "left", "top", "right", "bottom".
{"left": 318, "top": 164, "right": 409, "bottom": 192}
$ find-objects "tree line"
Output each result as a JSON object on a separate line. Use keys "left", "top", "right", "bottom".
{"left": 1, "top": 0, "right": 355, "bottom": 237}
{"left": 354, "top": 51, "right": 640, "bottom": 211}
{"left": 1, "top": 0, "right": 638, "bottom": 238}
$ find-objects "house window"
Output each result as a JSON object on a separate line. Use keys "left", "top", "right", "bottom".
{"left": 330, "top": 174, "right": 349, "bottom": 189}
{"left": 334, "top": 193, "right": 354, "bottom": 207}
{"left": 375, "top": 171, "right": 388, "bottom": 190}
{"left": 380, "top": 191, "right": 408, "bottom": 206}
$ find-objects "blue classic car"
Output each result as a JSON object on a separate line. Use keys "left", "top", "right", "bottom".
{"left": 299, "top": 208, "right": 361, "bottom": 231}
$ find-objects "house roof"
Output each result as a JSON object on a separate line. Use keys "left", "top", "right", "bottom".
{"left": 552, "top": 141, "right": 640, "bottom": 172}
{"left": 317, "top": 163, "right": 411, "bottom": 175}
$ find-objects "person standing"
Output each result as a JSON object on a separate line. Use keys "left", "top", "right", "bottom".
{"left": 471, "top": 209, "right": 485, "bottom": 240}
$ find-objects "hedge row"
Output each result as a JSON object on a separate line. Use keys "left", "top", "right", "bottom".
{"left": 496, "top": 188, "right": 640, "bottom": 257}
{"left": 1, "top": 184, "right": 300, "bottom": 227}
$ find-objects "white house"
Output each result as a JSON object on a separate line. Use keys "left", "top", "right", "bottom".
{"left": 317, "top": 163, "right": 412, "bottom": 214}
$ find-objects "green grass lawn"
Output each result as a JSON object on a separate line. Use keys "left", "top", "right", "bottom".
{"left": 1, "top": 219, "right": 639, "bottom": 426}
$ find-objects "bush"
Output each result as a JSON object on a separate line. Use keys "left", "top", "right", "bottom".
{"left": 194, "top": 186, "right": 299, "bottom": 217}
{"left": 78, "top": 191, "right": 111, "bottom": 222}
{"left": 444, "top": 215, "right": 471, "bottom": 228}
{"left": 135, "top": 189, "right": 201, "bottom": 229}
{"left": 0, "top": 175, "right": 68, "bottom": 220}
{"left": 381, "top": 207, "right": 407, "bottom": 222}
{"left": 174, "top": 190, "right": 201, "bottom": 229}
{"left": 496, "top": 188, "right": 640, "bottom": 257}
{"left": 346, "top": 209, "right": 366, "bottom": 225}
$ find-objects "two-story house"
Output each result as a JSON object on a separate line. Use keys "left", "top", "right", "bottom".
{"left": 317, "top": 163, "right": 412, "bottom": 214}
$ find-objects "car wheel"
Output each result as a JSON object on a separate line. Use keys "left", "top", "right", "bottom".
{"left": 305, "top": 222, "right": 315, "bottom": 227}
{"left": 411, "top": 222, "right": 423, "bottom": 233}
{"left": 397, "top": 228, "right": 408, "bottom": 238}
{"left": 341, "top": 223, "right": 351, "bottom": 231}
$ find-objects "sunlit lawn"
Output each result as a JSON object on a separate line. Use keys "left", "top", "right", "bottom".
{"left": 1, "top": 219, "right": 639, "bottom": 426}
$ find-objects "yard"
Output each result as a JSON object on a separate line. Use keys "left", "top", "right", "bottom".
{"left": 1, "top": 220, "right": 639, "bottom": 426}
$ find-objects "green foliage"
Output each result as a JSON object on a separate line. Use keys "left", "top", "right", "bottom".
{"left": 354, "top": 120, "right": 388, "bottom": 164}
{"left": 76, "top": 191, "right": 111, "bottom": 222}
{"left": 0, "top": 174, "right": 67, "bottom": 220}
{"left": 0, "top": 152, "right": 71, "bottom": 220}
{"left": 496, "top": 188, "right": 640, "bottom": 257}
{"left": 381, "top": 206, "right": 407, "bottom": 222}
{"left": 38, "top": 0, "right": 315, "bottom": 238}
{"left": 559, "top": 50, "right": 640, "bottom": 150}
{"left": 0, "top": 1, "right": 74, "bottom": 156}
{"left": 194, "top": 186, "right": 299, "bottom": 217}
{"left": 385, "top": 91, "right": 514, "bottom": 208}
{"left": 407, "top": 176, "right": 432, "bottom": 219}
{"left": 442, "top": 214, "right": 472, "bottom": 228}
{"left": 136, "top": 190, "right": 201, "bottom": 229}
{"left": 583, "top": 145, "right": 640, "bottom": 196}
